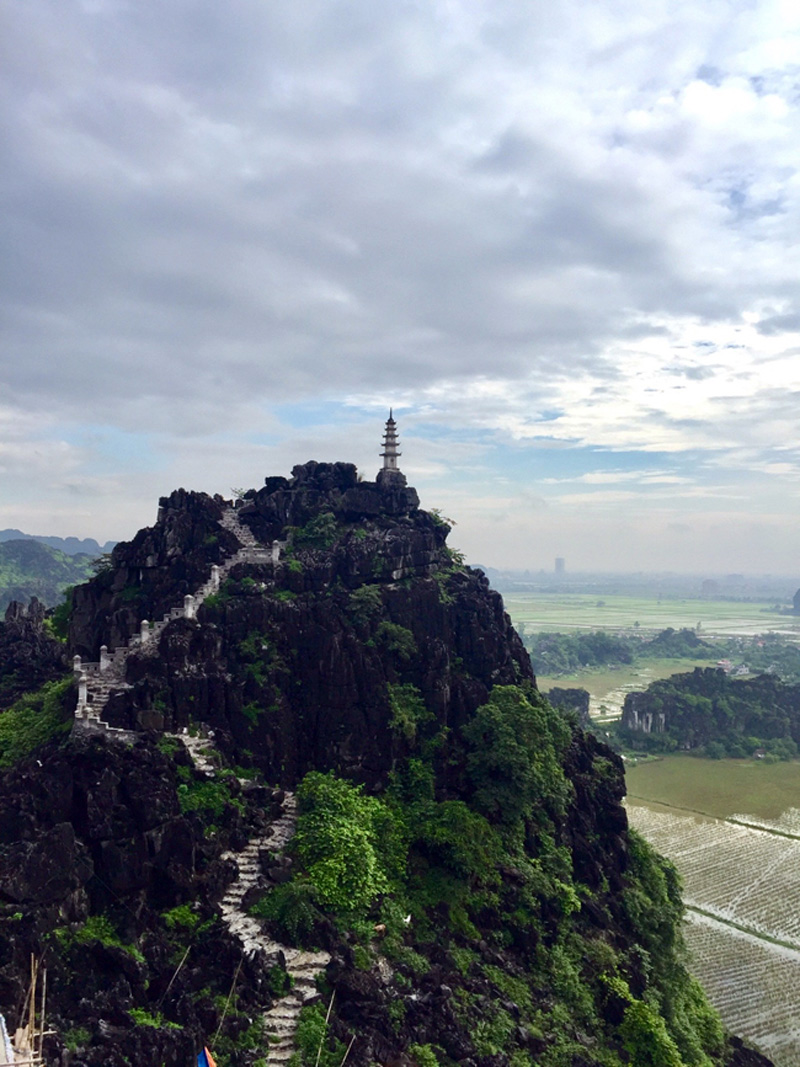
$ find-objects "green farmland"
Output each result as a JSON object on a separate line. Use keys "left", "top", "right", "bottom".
{"left": 504, "top": 593, "right": 800, "bottom": 638}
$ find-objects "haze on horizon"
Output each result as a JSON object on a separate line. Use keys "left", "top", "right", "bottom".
{"left": 2, "top": 1, "right": 800, "bottom": 574}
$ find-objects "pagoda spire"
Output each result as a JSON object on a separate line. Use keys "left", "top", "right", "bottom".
{"left": 380, "top": 410, "right": 401, "bottom": 471}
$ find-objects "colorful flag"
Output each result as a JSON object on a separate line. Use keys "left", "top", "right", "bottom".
{"left": 197, "top": 1047, "right": 217, "bottom": 1067}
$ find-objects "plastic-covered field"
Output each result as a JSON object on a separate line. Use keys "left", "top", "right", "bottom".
{"left": 685, "top": 912, "right": 800, "bottom": 1067}
{"left": 628, "top": 802, "right": 800, "bottom": 1066}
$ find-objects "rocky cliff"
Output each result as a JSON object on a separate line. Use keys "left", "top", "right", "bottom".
{"left": 619, "top": 666, "right": 800, "bottom": 758}
{"left": 0, "top": 463, "right": 773, "bottom": 1067}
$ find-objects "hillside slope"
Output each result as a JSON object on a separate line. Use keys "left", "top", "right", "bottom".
{"left": 0, "top": 462, "right": 772, "bottom": 1067}
{"left": 0, "top": 539, "right": 95, "bottom": 611}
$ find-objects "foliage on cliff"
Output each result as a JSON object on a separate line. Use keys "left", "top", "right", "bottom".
{"left": 248, "top": 685, "right": 733, "bottom": 1067}
{"left": 618, "top": 667, "right": 800, "bottom": 759}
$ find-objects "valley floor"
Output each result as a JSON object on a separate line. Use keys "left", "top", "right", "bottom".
{"left": 626, "top": 757, "right": 800, "bottom": 1067}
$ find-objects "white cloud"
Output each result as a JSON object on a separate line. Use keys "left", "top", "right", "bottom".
{"left": 3, "top": 0, "right": 800, "bottom": 568}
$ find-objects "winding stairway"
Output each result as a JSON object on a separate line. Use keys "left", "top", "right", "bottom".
{"left": 70, "top": 508, "right": 328, "bottom": 1063}
{"left": 179, "top": 734, "right": 331, "bottom": 1065}
{"left": 73, "top": 507, "right": 280, "bottom": 732}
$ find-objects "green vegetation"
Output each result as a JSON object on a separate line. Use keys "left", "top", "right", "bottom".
{"left": 292, "top": 1002, "right": 347, "bottom": 1067}
{"left": 375, "top": 621, "right": 417, "bottom": 660}
{"left": 161, "top": 904, "right": 201, "bottom": 932}
{"left": 526, "top": 628, "right": 714, "bottom": 677}
{"left": 387, "top": 682, "right": 431, "bottom": 742}
{"left": 0, "top": 677, "right": 72, "bottom": 767}
{"left": 47, "top": 586, "right": 73, "bottom": 640}
{"left": 292, "top": 511, "right": 339, "bottom": 550}
{"left": 246, "top": 684, "right": 724, "bottom": 1067}
{"left": 238, "top": 630, "right": 286, "bottom": 685}
{"left": 348, "top": 584, "right": 383, "bottom": 622}
{"left": 617, "top": 667, "right": 800, "bottom": 758}
{"left": 128, "top": 1008, "right": 181, "bottom": 1030}
{"left": 292, "top": 771, "right": 396, "bottom": 916}
{"left": 54, "top": 914, "right": 145, "bottom": 963}
{"left": 626, "top": 754, "right": 800, "bottom": 821}
{"left": 63, "top": 1027, "right": 91, "bottom": 1051}
{"left": 0, "top": 540, "right": 95, "bottom": 611}
{"left": 175, "top": 764, "right": 244, "bottom": 817}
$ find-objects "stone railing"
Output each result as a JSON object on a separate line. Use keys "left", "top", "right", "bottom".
{"left": 73, "top": 509, "right": 281, "bottom": 731}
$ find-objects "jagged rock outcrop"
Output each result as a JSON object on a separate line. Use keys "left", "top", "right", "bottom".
{"left": 546, "top": 686, "right": 591, "bottom": 727}
{"left": 69, "top": 489, "right": 238, "bottom": 657}
{"left": 71, "top": 462, "right": 529, "bottom": 788}
{"left": 0, "top": 598, "right": 67, "bottom": 706}
{"left": 0, "top": 461, "right": 777, "bottom": 1067}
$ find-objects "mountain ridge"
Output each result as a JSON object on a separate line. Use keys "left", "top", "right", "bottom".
{"left": 0, "top": 461, "right": 774, "bottom": 1067}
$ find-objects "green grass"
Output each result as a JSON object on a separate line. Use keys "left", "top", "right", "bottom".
{"left": 505, "top": 593, "right": 800, "bottom": 638}
{"left": 626, "top": 754, "right": 800, "bottom": 821}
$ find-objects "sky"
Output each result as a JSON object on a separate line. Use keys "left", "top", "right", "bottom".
{"left": 2, "top": 0, "right": 800, "bottom": 574}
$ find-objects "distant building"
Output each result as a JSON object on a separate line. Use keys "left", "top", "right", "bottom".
{"left": 555, "top": 557, "right": 565, "bottom": 575}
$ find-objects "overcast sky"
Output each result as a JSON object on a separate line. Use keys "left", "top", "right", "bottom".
{"left": 2, "top": 0, "right": 800, "bottom": 574}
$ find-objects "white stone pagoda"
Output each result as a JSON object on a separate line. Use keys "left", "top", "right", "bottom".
{"left": 377, "top": 409, "right": 409, "bottom": 488}
{"left": 380, "top": 409, "right": 401, "bottom": 472}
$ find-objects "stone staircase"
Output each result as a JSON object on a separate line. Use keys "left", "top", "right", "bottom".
{"left": 69, "top": 504, "right": 328, "bottom": 1060}
{"left": 177, "top": 734, "right": 330, "bottom": 1065}
{"left": 73, "top": 506, "right": 282, "bottom": 734}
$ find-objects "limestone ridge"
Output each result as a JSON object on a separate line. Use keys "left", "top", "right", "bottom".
{"left": 67, "top": 460, "right": 529, "bottom": 788}
{"left": 71, "top": 508, "right": 276, "bottom": 735}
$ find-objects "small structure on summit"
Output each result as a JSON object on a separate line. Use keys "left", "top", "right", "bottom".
{"left": 377, "top": 409, "right": 408, "bottom": 488}
{"left": 380, "top": 409, "right": 401, "bottom": 472}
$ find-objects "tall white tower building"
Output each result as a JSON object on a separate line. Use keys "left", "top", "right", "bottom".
{"left": 380, "top": 410, "right": 401, "bottom": 472}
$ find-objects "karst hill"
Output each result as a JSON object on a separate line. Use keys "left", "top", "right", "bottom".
{"left": 0, "top": 457, "right": 773, "bottom": 1067}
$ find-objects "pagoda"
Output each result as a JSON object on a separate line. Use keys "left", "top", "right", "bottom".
{"left": 377, "top": 410, "right": 407, "bottom": 488}
{"left": 380, "top": 409, "right": 401, "bottom": 471}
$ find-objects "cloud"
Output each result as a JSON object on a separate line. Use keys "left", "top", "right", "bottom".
{"left": 3, "top": 0, "right": 800, "bottom": 568}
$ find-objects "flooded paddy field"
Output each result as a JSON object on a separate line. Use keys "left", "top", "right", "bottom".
{"left": 627, "top": 756, "right": 800, "bottom": 1066}
{"left": 504, "top": 593, "right": 800, "bottom": 638}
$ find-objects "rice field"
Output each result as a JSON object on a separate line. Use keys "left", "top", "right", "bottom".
{"left": 627, "top": 794, "right": 800, "bottom": 1066}
{"left": 685, "top": 912, "right": 800, "bottom": 1067}
{"left": 504, "top": 593, "right": 800, "bottom": 638}
{"left": 628, "top": 805, "right": 800, "bottom": 946}
{"left": 626, "top": 756, "right": 800, "bottom": 822}
{"left": 537, "top": 657, "right": 716, "bottom": 719}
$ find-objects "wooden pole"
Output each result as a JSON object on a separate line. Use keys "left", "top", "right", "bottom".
{"left": 213, "top": 956, "right": 243, "bottom": 1046}
{"left": 339, "top": 1033, "right": 356, "bottom": 1067}
{"left": 28, "top": 955, "right": 36, "bottom": 1053}
{"left": 314, "top": 991, "right": 335, "bottom": 1067}
{"left": 39, "top": 966, "right": 47, "bottom": 1062}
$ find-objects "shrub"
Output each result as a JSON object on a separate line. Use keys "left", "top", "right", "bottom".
{"left": 293, "top": 1002, "right": 346, "bottom": 1067}
{"left": 250, "top": 881, "right": 325, "bottom": 945}
{"left": 376, "top": 622, "right": 417, "bottom": 661}
{"left": 0, "top": 677, "right": 72, "bottom": 768}
{"left": 294, "top": 512, "right": 339, "bottom": 550}
{"left": 348, "top": 584, "right": 383, "bottom": 622}
{"left": 294, "top": 772, "right": 402, "bottom": 916}
{"left": 128, "top": 1008, "right": 181, "bottom": 1030}
{"left": 464, "top": 686, "right": 572, "bottom": 830}
{"left": 387, "top": 683, "right": 431, "bottom": 742}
